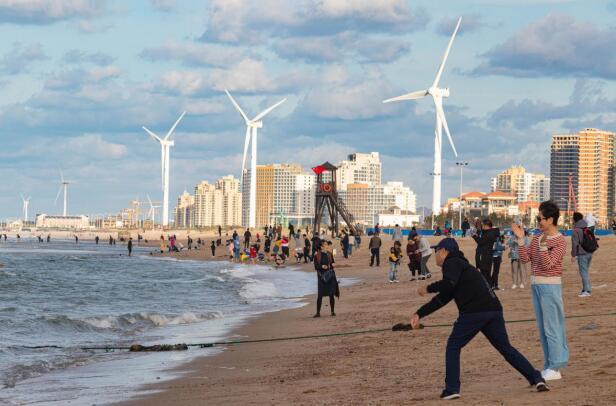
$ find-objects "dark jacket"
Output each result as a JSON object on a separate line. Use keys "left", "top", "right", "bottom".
{"left": 472, "top": 227, "right": 500, "bottom": 270}
{"left": 369, "top": 235, "right": 382, "bottom": 249}
{"left": 416, "top": 251, "right": 502, "bottom": 318}
{"left": 571, "top": 218, "right": 589, "bottom": 257}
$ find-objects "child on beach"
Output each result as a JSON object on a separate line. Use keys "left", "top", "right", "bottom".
{"left": 250, "top": 245, "right": 257, "bottom": 264}
{"left": 388, "top": 247, "right": 402, "bottom": 283}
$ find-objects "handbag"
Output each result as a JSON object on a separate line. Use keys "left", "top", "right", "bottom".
{"left": 321, "top": 269, "right": 334, "bottom": 283}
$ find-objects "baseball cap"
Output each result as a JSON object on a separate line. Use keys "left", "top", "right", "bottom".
{"left": 430, "top": 238, "right": 459, "bottom": 252}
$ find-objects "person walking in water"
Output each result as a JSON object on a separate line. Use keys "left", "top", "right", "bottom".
{"left": 74, "top": 235, "right": 79, "bottom": 244}
{"left": 127, "top": 237, "right": 133, "bottom": 256}
{"left": 513, "top": 200, "right": 568, "bottom": 381}
{"left": 95, "top": 236, "right": 99, "bottom": 245}
{"left": 411, "top": 238, "right": 549, "bottom": 400}
{"left": 109, "top": 235, "right": 113, "bottom": 245}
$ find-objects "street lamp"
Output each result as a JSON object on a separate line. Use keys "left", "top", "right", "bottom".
{"left": 456, "top": 162, "right": 469, "bottom": 231}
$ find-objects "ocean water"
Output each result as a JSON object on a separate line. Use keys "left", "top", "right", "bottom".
{"left": 0, "top": 239, "right": 319, "bottom": 405}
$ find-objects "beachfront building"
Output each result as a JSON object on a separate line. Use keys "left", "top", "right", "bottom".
{"left": 337, "top": 152, "right": 382, "bottom": 191}
{"left": 191, "top": 175, "right": 242, "bottom": 228}
{"left": 342, "top": 181, "right": 417, "bottom": 226}
{"left": 243, "top": 164, "right": 315, "bottom": 228}
{"left": 174, "top": 191, "right": 195, "bottom": 228}
{"left": 449, "top": 191, "right": 517, "bottom": 219}
{"left": 35, "top": 214, "right": 90, "bottom": 230}
{"left": 491, "top": 165, "right": 550, "bottom": 203}
{"left": 375, "top": 206, "right": 420, "bottom": 227}
{"left": 551, "top": 128, "right": 615, "bottom": 227}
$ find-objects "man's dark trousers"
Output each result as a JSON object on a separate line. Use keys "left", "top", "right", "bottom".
{"left": 370, "top": 248, "right": 380, "bottom": 266}
{"left": 445, "top": 311, "right": 542, "bottom": 394}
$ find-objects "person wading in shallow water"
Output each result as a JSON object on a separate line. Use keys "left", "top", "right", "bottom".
{"left": 313, "top": 241, "right": 339, "bottom": 317}
{"left": 127, "top": 237, "right": 133, "bottom": 256}
{"left": 411, "top": 238, "right": 549, "bottom": 400}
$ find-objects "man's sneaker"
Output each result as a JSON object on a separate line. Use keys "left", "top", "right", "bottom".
{"left": 427, "top": 273, "right": 432, "bottom": 279}
{"left": 541, "top": 369, "right": 562, "bottom": 380}
{"left": 394, "top": 279, "right": 400, "bottom": 283}
{"left": 440, "top": 390, "right": 460, "bottom": 400}
{"left": 410, "top": 277, "right": 416, "bottom": 281}
{"left": 512, "top": 284, "right": 517, "bottom": 289}
{"left": 535, "top": 381, "right": 550, "bottom": 392}
{"left": 578, "top": 291, "right": 591, "bottom": 297}
{"left": 519, "top": 284, "right": 524, "bottom": 289}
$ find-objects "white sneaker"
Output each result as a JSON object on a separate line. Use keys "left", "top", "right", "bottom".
{"left": 520, "top": 284, "right": 524, "bottom": 289}
{"left": 578, "top": 291, "right": 591, "bottom": 297}
{"left": 541, "top": 369, "right": 562, "bottom": 381}
{"left": 512, "top": 284, "right": 517, "bottom": 289}
{"left": 394, "top": 280, "right": 400, "bottom": 283}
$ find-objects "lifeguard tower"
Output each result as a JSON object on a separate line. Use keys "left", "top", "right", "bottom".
{"left": 312, "top": 162, "right": 357, "bottom": 236}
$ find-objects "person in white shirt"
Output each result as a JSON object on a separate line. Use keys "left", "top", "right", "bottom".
{"left": 584, "top": 213, "right": 596, "bottom": 233}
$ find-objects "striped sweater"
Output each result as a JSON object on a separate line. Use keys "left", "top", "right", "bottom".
{"left": 518, "top": 233, "right": 566, "bottom": 282}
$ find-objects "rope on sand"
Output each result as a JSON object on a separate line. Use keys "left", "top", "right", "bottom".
{"left": 9, "top": 311, "right": 616, "bottom": 352}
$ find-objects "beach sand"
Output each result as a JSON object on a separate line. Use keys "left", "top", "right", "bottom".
{"left": 117, "top": 236, "right": 616, "bottom": 405}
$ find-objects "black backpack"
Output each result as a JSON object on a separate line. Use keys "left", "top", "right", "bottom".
{"left": 580, "top": 227, "right": 598, "bottom": 253}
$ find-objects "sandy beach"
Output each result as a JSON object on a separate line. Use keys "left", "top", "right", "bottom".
{"left": 117, "top": 235, "right": 616, "bottom": 405}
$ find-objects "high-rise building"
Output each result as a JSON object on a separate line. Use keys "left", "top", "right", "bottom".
{"left": 337, "top": 152, "right": 382, "bottom": 191}
{"left": 188, "top": 175, "right": 242, "bottom": 228}
{"left": 491, "top": 165, "right": 550, "bottom": 203}
{"left": 382, "top": 181, "right": 417, "bottom": 213}
{"left": 242, "top": 164, "right": 314, "bottom": 227}
{"left": 174, "top": 190, "right": 194, "bottom": 228}
{"left": 551, "top": 128, "right": 615, "bottom": 226}
{"left": 343, "top": 181, "right": 417, "bottom": 226}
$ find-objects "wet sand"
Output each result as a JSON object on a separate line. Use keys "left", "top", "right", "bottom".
{"left": 117, "top": 236, "right": 616, "bottom": 405}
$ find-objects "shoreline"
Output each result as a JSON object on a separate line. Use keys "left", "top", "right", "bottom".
{"left": 116, "top": 236, "right": 616, "bottom": 405}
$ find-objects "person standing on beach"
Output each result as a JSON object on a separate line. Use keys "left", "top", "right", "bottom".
{"left": 95, "top": 236, "right": 99, "bottom": 245}
{"left": 388, "top": 246, "right": 402, "bottom": 283}
{"left": 461, "top": 218, "right": 470, "bottom": 237}
{"left": 472, "top": 219, "right": 499, "bottom": 286}
{"left": 571, "top": 212, "right": 596, "bottom": 297}
{"left": 159, "top": 235, "right": 165, "bottom": 253}
{"left": 508, "top": 231, "right": 527, "bottom": 289}
{"left": 369, "top": 233, "right": 382, "bottom": 267}
{"left": 243, "top": 229, "right": 251, "bottom": 250}
{"left": 303, "top": 234, "right": 311, "bottom": 263}
{"left": 311, "top": 233, "right": 321, "bottom": 261}
{"left": 584, "top": 212, "right": 596, "bottom": 233}
{"left": 341, "top": 232, "right": 350, "bottom": 259}
{"left": 74, "top": 235, "right": 78, "bottom": 244}
{"left": 313, "top": 241, "right": 339, "bottom": 317}
{"left": 210, "top": 241, "right": 216, "bottom": 257}
{"left": 491, "top": 236, "right": 505, "bottom": 290}
{"left": 46, "top": 234, "right": 50, "bottom": 243}
{"left": 406, "top": 232, "right": 421, "bottom": 281}
{"left": 513, "top": 200, "right": 568, "bottom": 381}
{"left": 109, "top": 235, "right": 113, "bottom": 245}
{"left": 417, "top": 234, "right": 432, "bottom": 279}
{"left": 127, "top": 237, "right": 133, "bottom": 256}
{"left": 187, "top": 235, "right": 193, "bottom": 250}
{"left": 392, "top": 224, "right": 402, "bottom": 243}
{"left": 411, "top": 238, "right": 549, "bottom": 400}
{"left": 218, "top": 225, "right": 222, "bottom": 237}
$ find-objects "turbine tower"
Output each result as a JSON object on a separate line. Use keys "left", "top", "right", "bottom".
{"left": 142, "top": 112, "right": 186, "bottom": 227}
{"left": 225, "top": 90, "right": 286, "bottom": 229}
{"left": 55, "top": 171, "right": 71, "bottom": 216}
{"left": 146, "top": 194, "right": 161, "bottom": 225}
{"left": 383, "top": 16, "right": 462, "bottom": 217}
{"left": 20, "top": 194, "right": 31, "bottom": 222}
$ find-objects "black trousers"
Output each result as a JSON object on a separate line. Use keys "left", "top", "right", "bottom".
{"left": 445, "top": 311, "right": 542, "bottom": 393}
{"left": 491, "top": 256, "right": 502, "bottom": 288}
{"left": 316, "top": 294, "right": 335, "bottom": 315}
{"left": 370, "top": 248, "right": 380, "bottom": 266}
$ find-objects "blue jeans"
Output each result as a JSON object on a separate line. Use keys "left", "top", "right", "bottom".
{"left": 389, "top": 262, "right": 398, "bottom": 281}
{"left": 577, "top": 254, "right": 593, "bottom": 293}
{"left": 531, "top": 284, "right": 569, "bottom": 370}
{"left": 445, "top": 311, "right": 542, "bottom": 393}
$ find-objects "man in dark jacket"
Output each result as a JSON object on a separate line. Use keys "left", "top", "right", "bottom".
{"left": 472, "top": 219, "right": 499, "bottom": 286}
{"left": 369, "top": 234, "right": 382, "bottom": 266}
{"left": 411, "top": 238, "right": 549, "bottom": 399}
{"left": 461, "top": 218, "right": 470, "bottom": 237}
{"left": 571, "top": 212, "right": 593, "bottom": 297}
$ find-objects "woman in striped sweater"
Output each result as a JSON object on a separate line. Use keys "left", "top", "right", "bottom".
{"left": 512, "top": 200, "right": 569, "bottom": 382}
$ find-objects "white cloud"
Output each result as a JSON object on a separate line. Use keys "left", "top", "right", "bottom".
{"left": 0, "top": 0, "right": 106, "bottom": 24}
{"left": 141, "top": 41, "right": 249, "bottom": 67}
{"left": 66, "top": 133, "right": 127, "bottom": 159}
{"left": 149, "top": 0, "right": 175, "bottom": 12}
{"left": 0, "top": 42, "right": 48, "bottom": 74}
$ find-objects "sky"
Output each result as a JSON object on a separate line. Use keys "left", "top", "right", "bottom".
{"left": 1, "top": 0, "right": 615, "bottom": 220}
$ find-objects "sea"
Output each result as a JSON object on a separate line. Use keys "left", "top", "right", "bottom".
{"left": 0, "top": 238, "right": 323, "bottom": 405}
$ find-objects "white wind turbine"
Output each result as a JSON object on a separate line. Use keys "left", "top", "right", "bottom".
{"left": 55, "top": 171, "right": 72, "bottom": 216}
{"left": 20, "top": 194, "right": 31, "bottom": 222}
{"left": 383, "top": 16, "right": 462, "bottom": 217}
{"left": 225, "top": 90, "right": 286, "bottom": 229}
{"left": 142, "top": 112, "right": 186, "bottom": 228}
{"left": 146, "top": 194, "right": 161, "bottom": 225}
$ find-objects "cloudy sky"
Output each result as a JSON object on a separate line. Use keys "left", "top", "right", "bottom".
{"left": 1, "top": 0, "right": 615, "bottom": 219}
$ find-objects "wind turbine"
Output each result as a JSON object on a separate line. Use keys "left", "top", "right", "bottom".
{"left": 20, "top": 194, "right": 31, "bottom": 222}
{"left": 55, "top": 171, "right": 71, "bottom": 216}
{"left": 142, "top": 112, "right": 186, "bottom": 227}
{"left": 225, "top": 90, "right": 286, "bottom": 229}
{"left": 383, "top": 16, "right": 462, "bottom": 217}
{"left": 146, "top": 194, "right": 161, "bottom": 225}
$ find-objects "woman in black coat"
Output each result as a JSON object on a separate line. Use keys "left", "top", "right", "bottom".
{"left": 313, "top": 242, "right": 339, "bottom": 317}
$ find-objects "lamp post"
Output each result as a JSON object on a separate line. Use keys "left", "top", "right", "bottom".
{"left": 455, "top": 162, "right": 469, "bottom": 231}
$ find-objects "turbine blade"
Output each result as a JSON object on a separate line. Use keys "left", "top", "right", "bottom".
{"left": 432, "top": 16, "right": 462, "bottom": 88}
{"left": 241, "top": 126, "right": 250, "bottom": 180}
{"left": 147, "top": 194, "right": 153, "bottom": 206}
{"left": 252, "top": 98, "right": 287, "bottom": 122}
{"left": 164, "top": 111, "right": 186, "bottom": 140}
{"left": 59, "top": 169, "right": 65, "bottom": 183}
{"left": 54, "top": 185, "right": 62, "bottom": 206}
{"left": 143, "top": 126, "right": 162, "bottom": 142}
{"left": 225, "top": 89, "right": 250, "bottom": 123}
{"left": 383, "top": 90, "right": 429, "bottom": 103}
{"left": 434, "top": 99, "right": 458, "bottom": 157}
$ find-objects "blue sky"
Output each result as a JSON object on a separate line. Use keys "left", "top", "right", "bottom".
{"left": 1, "top": 0, "right": 615, "bottom": 219}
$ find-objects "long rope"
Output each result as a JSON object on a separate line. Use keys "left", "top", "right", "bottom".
{"left": 8, "top": 311, "right": 616, "bottom": 353}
